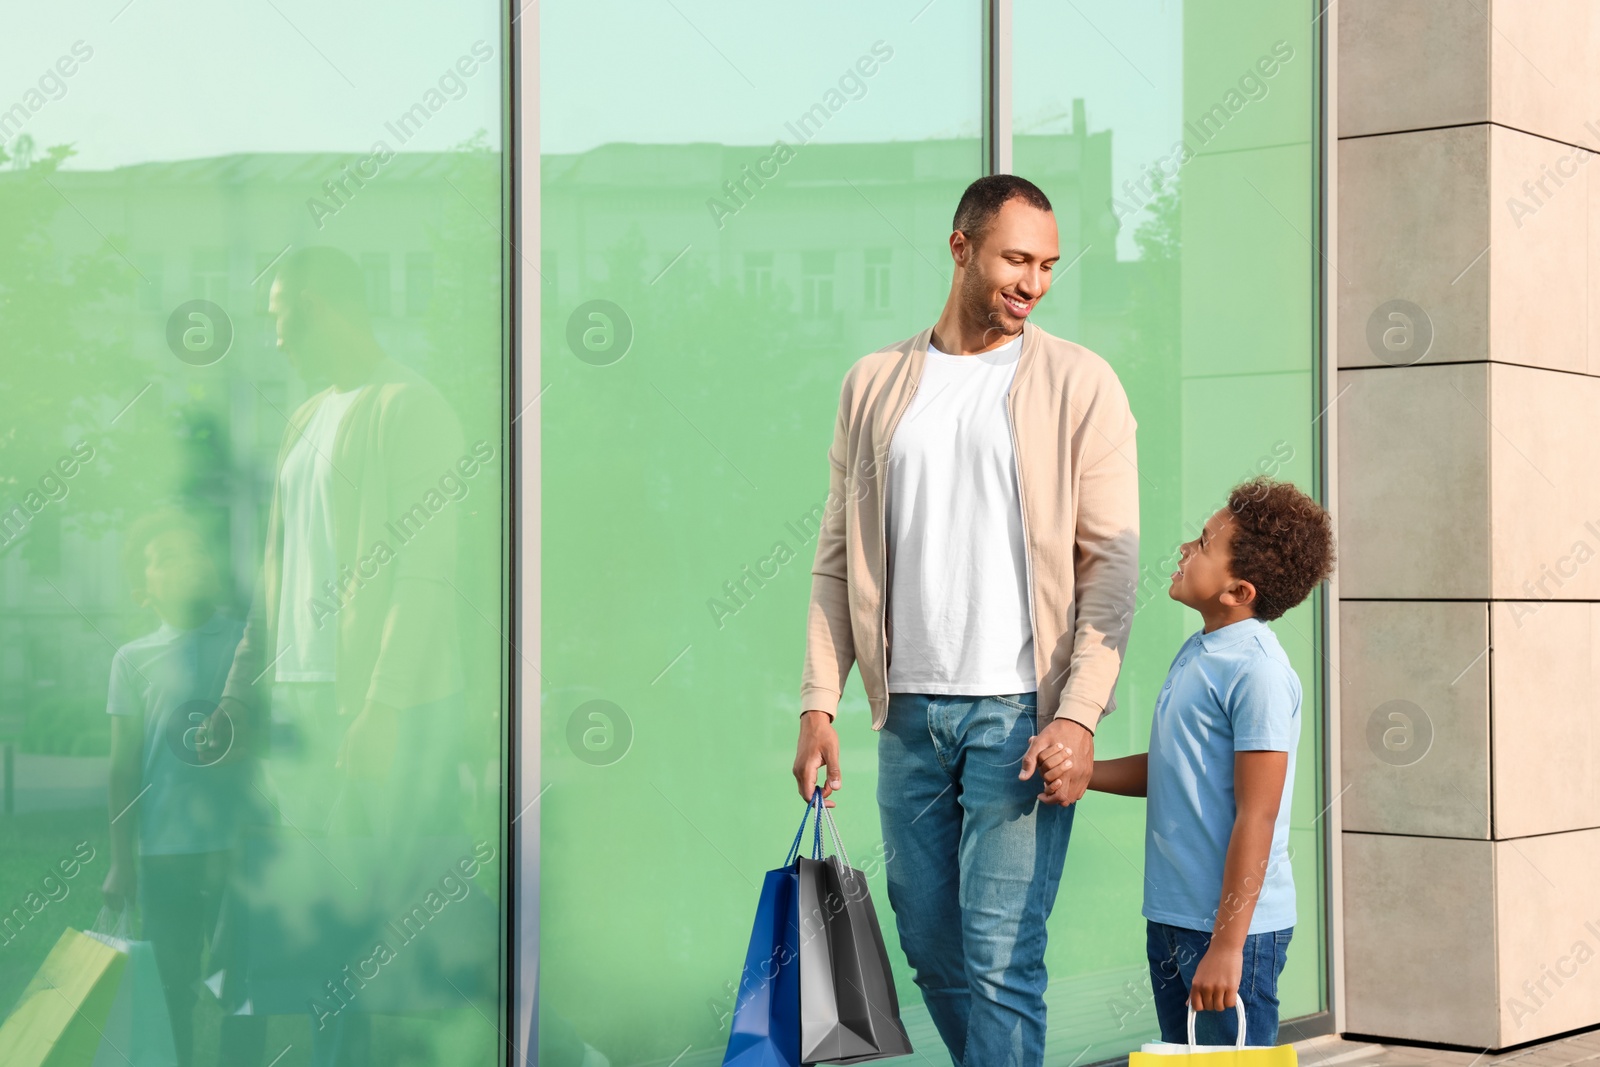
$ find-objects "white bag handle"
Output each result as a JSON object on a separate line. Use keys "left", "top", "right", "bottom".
{"left": 91, "top": 904, "right": 133, "bottom": 940}
{"left": 1186, "top": 1001, "right": 1247, "bottom": 1051}
{"left": 819, "top": 799, "right": 852, "bottom": 869}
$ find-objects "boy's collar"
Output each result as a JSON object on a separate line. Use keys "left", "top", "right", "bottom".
{"left": 1196, "top": 615, "right": 1266, "bottom": 651}
{"left": 153, "top": 608, "right": 226, "bottom": 640}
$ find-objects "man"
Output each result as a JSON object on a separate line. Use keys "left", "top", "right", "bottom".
{"left": 220, "top": 246, "right": 469, "bottom": 1066}
{"left": 792, "top": 174, "right": 1140, "bottom": 1067}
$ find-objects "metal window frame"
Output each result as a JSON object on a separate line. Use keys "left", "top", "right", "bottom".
{"left": 1318, "top": 0, "right": 1346, "bottom": 1035}
{"left": 979, "top": 0, "right": 1345, "bottom": 1038}
{"left": 983, "top": 0, "right": 1013, "bottom": 175}
{"left": 510, "top": 1, "right": 540, "bottom": 1063}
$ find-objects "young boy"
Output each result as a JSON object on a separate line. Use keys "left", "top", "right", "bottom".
{"left": 1052, "top": 477, "right": 1333, "bottom": 1045}
{"left": 103, "top": 510, "right": 266, "bottom": 1066}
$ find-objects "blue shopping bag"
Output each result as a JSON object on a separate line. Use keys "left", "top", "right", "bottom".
{"left": 721, "top": 792, "right": 826, "bottom": 1067}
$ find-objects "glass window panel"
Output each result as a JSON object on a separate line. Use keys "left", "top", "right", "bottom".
{"left": 540, "top": 0, "right": 981, "bottom": 1061}
{"left": 0, "top": 6, "right": 509, "bottom": 1066}
{"left": 1013, "top": 0, "right": 1324, "bottom": 1057}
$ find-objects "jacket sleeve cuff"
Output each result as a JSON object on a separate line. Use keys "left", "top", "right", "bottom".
{"left": 800, "top": 686, "right": 840, "bottom": 721}
{"left": 1053, "top": 693, "right": 1104, "bottom": 734}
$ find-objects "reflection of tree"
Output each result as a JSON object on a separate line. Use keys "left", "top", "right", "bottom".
{"left": 0, "top": 139, "right": 140, "bottom": 549}
{"left": 1133, "top": 168, "right": 1180, "bottom": 265}
{"left": 1120, "top": 169, "right": 1184, "bottom": 672}
{"left": 422, "top": 129, "right": 501, "bottom": 417}
{"left": 0, "top": 140, "right": 238, "bottom": 759}
{"left": 417, "top": 131, "right": 505, "bottom": 826}
{"left": 1126, "top": 168, "right": 1180, "bottom": 389}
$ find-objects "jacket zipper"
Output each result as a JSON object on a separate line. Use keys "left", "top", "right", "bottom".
{"left": 1004, "top": 386, "right": 1041, "bottom": 698}
{"left": 877, "top": 354, "right": 922, "bottom": 722}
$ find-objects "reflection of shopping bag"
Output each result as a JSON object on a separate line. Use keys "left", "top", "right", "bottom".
{"left": 0, "top": 927, "right": 128, "bottom": 1067}
{"left": 797, "top": 801, "right": 912, "bottom": 1065}
{"left": 85, "top": 909, "right": 179, "bottom": 1067}
{"left": 721, "top": 796, "right": 810, "bottom": 1067}
{"left": 231, "top": 827, "right": 499, "bottom": 1016}
{"left": 1129, "top": 1004, "right": 1298, "bottom": 1067}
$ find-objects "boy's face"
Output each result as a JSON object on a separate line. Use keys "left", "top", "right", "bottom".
{"left": 1168, "top": 506, "right": 1254, "bottom": 613}
{"left": 142, "top": 527, "right": 220, "bottom": 617}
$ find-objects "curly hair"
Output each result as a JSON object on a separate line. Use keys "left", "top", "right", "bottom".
{"left": 1224, "top": 477, "right": 1335, "bottom": 621}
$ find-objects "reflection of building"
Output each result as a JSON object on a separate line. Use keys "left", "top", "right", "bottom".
{"left": 537, "top": 100, "right": 1142, "bottom": 367}
{"left": 533, "top": 118, "right": 1229, "bottom": 1066}
{"left": 0, "top": 151, "right": 496, "bottom": 782}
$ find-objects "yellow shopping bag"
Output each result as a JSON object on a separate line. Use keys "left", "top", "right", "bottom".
{"left": 0, "top": 927, "right": 129, "bottom": 1067}
{"left": 1129, "top": 1004, "right": 1297, "bottom": 1067}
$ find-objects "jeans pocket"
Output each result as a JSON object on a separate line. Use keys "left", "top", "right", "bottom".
{"left": 991, "top": 692, "right": 1037, "bottom": 712}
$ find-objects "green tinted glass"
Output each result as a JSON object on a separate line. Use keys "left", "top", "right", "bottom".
{"left": 1013, "top": 0, "right": 1324, "bottom": 1053}
{"left": 542, "top": 0, "right": 1322, "bottom": 1063}
{"left": 0, "top": 7, "right": 508, "bottom": 1066}
{"left": 540, "top": 2, "right": 982, "bottom": 1061}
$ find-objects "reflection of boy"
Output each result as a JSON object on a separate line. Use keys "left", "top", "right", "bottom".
{"left": 103, "top": 510, "right": 265, "bottom": 1066}
{"left": 1076, "top": 478, "right": 1334, "bottom": 1046}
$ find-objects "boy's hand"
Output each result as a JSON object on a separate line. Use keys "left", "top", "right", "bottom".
{"left": 1189, "top": 942, "right": 1243, "bottom": 1012}
{"left": 102, "top": 860, "right": 137, "bottom": 911}
{"left": 1020, "top": 719, "right": 1093, "bottom": 805}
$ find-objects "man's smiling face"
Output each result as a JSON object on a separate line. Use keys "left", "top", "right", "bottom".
{"left": 957, "top": 196, "right": 1060, "bottom": 342}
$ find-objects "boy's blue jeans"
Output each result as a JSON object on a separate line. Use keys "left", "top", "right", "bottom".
{"left": 877, "top": 691, "right": 1076, "bottom": 1067}
{"left": 1146, "top": 920, "right": 1293, "bottom": 1046}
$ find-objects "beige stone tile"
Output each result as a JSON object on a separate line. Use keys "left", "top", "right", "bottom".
{"left": 1490, "top": 602, "right": 1600, "bottom": 837}
{"left": 1590, "top": 140, "right": 1600, "bottom": 376}
{"left": 1495, "top": 829, "right": 1600, "bottom": 1041}
{"left": 1342, "top": 833, "right": 1498, "bottom": 1046}
{"left": 1340, "top": 601, "right": 1490, "bottom": 838}
{"left": 1489, "top": 126, "right": 1588, "bottom": 375}
{"left": 1339, "top": 127, "right": 1490, "bottom": 370}
{"left": 1490, "top": 0, "right": 1600, "bottom": 151}
{"left": 1487, "top": 363, "right": 1600, "bottom": 600}
{"left": 1339, "top": 0, "right": 1489, "bottom": 137}
{"left": 1336, "top": 364, "right": 1491, "bottom": 599}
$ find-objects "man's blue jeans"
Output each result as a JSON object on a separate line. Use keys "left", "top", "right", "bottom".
{"left": 876, "top": 691, "right": 1076, "bottom": 1067}
{"left": 1146, "top": 920, "right": 1293, "bottom": 1046}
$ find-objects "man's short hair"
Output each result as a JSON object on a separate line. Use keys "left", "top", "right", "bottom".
{"left": 952, "top": 174, "right": 1053, "bottom": 249}
{"left": 1225, "top": 477, "right": 1336, "bottom": 621}
{"left": 274, "top": 246, "right": 368, "bottom": 321}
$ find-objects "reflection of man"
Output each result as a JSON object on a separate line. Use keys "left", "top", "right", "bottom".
{"left": 792, "top": 176, "right": 1140, "bottom": 1067}
{"left": 222, "top": 246, "right": 465, "bottom": 1065}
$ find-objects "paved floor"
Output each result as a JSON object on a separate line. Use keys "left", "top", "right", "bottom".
{"left": 1297, "top": 1031, "right": 1600, "bottom": 1067}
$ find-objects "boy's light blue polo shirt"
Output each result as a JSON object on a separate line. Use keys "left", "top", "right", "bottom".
{"left": 1144, "top": 615, "right": 1301, "bottom": 935}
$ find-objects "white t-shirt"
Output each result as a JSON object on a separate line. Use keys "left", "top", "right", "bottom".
{"left": 274, "top": 386, "right": 365, "bottom": 682}
{"left": 885, "top": 334, "right": 1036, "bottom": 694}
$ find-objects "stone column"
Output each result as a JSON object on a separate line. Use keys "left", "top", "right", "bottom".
{"left": 1337, "top": 0, "right": 1600, "bottom": 1048}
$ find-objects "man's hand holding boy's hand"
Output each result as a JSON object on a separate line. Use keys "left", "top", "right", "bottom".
{"left": 1189, "top": 942, "right": 1243, "bottom": 1012}
{"left": 1020, "top": 718, "right": 1093, "bottom": 805}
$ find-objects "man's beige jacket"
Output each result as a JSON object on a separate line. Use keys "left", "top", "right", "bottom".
{"left": 801, "top": 321, "right": 1140, "bottom": 733}
{"left": 223, "top": 357, "right": 465, "bottom": 721}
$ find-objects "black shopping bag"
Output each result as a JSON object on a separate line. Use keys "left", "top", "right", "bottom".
{"left": 797, "top": 798, "right": 913, "bottom": 1065}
